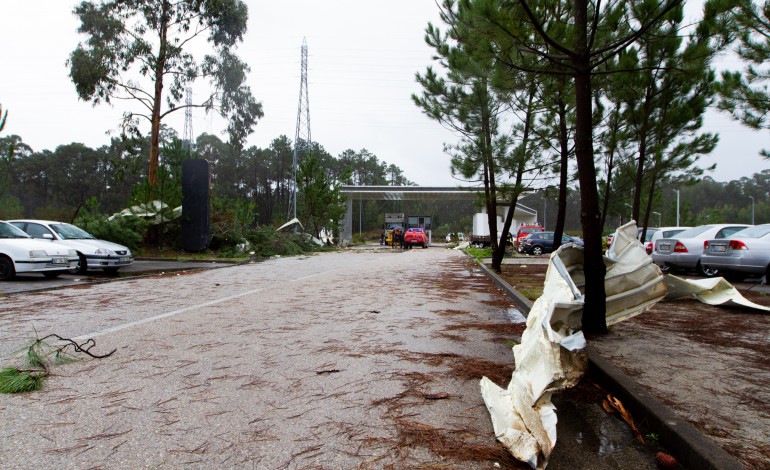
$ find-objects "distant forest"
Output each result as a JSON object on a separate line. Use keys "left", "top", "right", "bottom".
{"left": 0, "top": 131, "right": 766, "bottom": 236}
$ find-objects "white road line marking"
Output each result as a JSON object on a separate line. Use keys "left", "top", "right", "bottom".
{"left": 75, "top": 258, "right": 383, "bottom": 340}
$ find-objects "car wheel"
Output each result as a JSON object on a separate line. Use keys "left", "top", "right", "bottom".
{"left": 71, "top": 253, "right": 88, "bottom": 275}
{"left": 697, "top": 262, "right": 719, "bottom": 278}
{"left": 532, "top": 246, "right": 543, "bottom": 256}
{"left": 0, "top": 256, "right": 15, "bottom": 281}
{"left": 43, "top": 271, "right": 62, "bottom": 279}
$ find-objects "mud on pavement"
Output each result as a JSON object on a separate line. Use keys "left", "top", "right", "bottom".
{"left": 0, "top": 249, "right": 661, "bottom": 468}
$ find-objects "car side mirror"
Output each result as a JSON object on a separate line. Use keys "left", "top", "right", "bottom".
{"left": 42, "top": 233, "right": 54, "bottom": 240}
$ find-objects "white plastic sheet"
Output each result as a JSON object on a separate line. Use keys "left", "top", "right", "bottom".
{"left": 481, "top": 221, "right": 665, "bottom": 468}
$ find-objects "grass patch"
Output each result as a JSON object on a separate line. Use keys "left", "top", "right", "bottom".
{"left": 464, "top": 247, "right": 492, "bottom": 261}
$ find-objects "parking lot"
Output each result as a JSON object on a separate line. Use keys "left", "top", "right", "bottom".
{"left": 0, "top": 259, "right": 236, "bottom": 295}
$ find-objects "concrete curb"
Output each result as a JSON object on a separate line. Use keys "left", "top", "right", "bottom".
{"left": 472, "top": 257, "right": 745, "bottom": 470}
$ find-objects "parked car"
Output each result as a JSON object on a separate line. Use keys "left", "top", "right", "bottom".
{"left": 700, "top": 224, "right": 770, "bottom": 281}
{"left": 0, "top": 221, "right": 78, "bottom": 281}
{"left": 403, "top": 227, "right": 429, "bottom": 248}
{"left": 445, "top": 232, "right": 454, "bottom": 243}
{"left": 520, "top": 231, "right": 584, "bottom": 256}
{"left": 514, "top": 224, "right": 544, "bottom": 252}
{"left": 651, "top": 223, "right": 751, "bottom": 276}
{"left": 9, "top": 219, "right": 134, "bottom": 274}
{"left": 457, "top": 232, "right": 465, "bottom": 242}
{"left": 645, "top": 226, "right": 690, "bottom": 255}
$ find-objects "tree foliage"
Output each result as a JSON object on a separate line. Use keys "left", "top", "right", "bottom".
{"left": 716, "top": 0, "right": 770, "bottom": 158}
{"left": 68, "top": 0, "right": 263, "bottom": 193}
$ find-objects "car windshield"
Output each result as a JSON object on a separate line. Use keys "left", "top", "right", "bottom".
{"left": 50, "top": 223, "right": 95, "bottom": 240}
{"left": 727, "top": 224, "right": 770, "bottom": 239}
{"left": 672, "top": 225, "right": 713, "bottom": 239}
{"left": 0, "top": 222, "right": 31, "bottom": 238}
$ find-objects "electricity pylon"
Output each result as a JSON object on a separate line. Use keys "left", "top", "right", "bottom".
{"left": 289, "top": 38, "right": 311, "bottom": 222}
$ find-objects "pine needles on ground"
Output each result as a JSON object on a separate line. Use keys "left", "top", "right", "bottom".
{"left": 0, "top": 368, "right": 46, "bottom": 393}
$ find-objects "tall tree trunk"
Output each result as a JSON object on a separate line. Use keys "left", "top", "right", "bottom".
{"left": 553, "top": 96, "right": 569, "bottom": 251}
{"left": 574, "top": 0, "right": 607, "bottom": 335}
{"left": 492, "top": 85, "right": 535, "bottom": 272}
{"left": 148, "top": 1, "right": 169, "bottom": 197}
{"left": 600, "top": 103, "right": 621, "bottom": 229}
{"left": 481, "top": 82, "right": 499, "bottom": 255}
{"left": 632, "top": 86, "right": 653, "bottom": 222}
{"left": 642, "top": 163, "right": 659, "bottom": 242}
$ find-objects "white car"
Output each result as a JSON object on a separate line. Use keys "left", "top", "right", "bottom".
{"left": 0, "top": 221, "right": 78, "bottom": 280}
{"left": 645, "top": 226, "right": 691, "bottom": 255}
{"left": 652, "top": 223, "right": 751, "bottom": 276}
{"left": 9, "top": 219, "right": 134, "bottom": 274}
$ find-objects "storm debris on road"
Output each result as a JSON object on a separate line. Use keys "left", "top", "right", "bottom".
{"left": 664, "top": 274, "right": 770, "bottom": 312}
{"left": 481, "top": 222, "right": 666, "bottom": 468}
{"left": 0, "top": 334, "right": 115, "bottom": 393}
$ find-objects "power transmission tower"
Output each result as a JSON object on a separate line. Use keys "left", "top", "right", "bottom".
{"left": 289, "top": 38, "right": 311, "bottom": 221}
{"left": 182, "top": 87, "right": 194, "bottom": 153}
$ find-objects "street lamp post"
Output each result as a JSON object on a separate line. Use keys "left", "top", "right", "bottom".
{"left": 674, "top": 189, "right": 680, "bottom": 226}
{"left": 750, "top": 196, "right": 755, "bottom": 225}
{"left": 653, "top": 211, "right": 661, "bottom": 227}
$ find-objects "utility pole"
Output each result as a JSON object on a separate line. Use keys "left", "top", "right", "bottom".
{"left": 289, "top": 38, "right": 311, "bottom": 222}
{"left": 750, "top": 196, "right": 755, "bottom": 224}
{"left": 674, "top": 189, "right": 680, "bottom": 227}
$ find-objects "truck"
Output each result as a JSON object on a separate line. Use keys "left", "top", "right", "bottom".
{"left": 471, "top": 213, "right": 516, "bottom": 248}
{"left": 380, "top": 213, "right": 404, "bottom": 246}
{"left": 471, "top": 213, "right": 501, "bottom": 247}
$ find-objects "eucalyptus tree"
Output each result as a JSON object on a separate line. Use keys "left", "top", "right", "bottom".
{"left": 68, "top": 0, "right": 263, "bottom": 195}
{"left": 716, "top": 0, "right": 770, "bottom": 158}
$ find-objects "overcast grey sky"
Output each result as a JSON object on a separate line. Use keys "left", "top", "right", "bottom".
{"left": 0, "top": 1, "right": 766, "bottom": 187}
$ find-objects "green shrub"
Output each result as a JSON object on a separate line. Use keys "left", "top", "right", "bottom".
{"left": 73, "top": 198, "right": 148, "bottom": 250}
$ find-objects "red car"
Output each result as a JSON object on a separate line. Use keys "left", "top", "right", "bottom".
{"left": 515, "top": 224, "right": 544, "bottom": 252}
{"left": 403, "top": 228, "right": 429, "bottom": 248}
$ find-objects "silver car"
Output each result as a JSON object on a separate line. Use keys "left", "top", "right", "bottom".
{"left": 651, "top": 223, "right": 751, "bottom": 276}
{"left": 9, "top": 219, "right": 134, "bottom": 274}
{"left": 700, "top": 224, "right": 770, "bottom": 281}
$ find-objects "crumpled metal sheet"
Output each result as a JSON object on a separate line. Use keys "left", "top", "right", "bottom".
{"left": 664, "top": 275, "right": 770, "bottom": 312}
{"left": 481, "top": 221, "right": 665, "bottom": 468}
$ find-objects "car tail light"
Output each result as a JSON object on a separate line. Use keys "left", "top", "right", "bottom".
{"left": 645, "top": 242, "right": 652, "bottom": 254}
{"left": 729, "top": 240, "right": 748, "bottom": 250}
{"left": 673, "top": 242, "right": 688, "bottom": 253}
{"left": 703, "top": 241, "right": 709, "bottom": 249}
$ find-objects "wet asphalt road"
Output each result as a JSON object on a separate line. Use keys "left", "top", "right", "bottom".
{"left": 0, "top": 249, "right": 662, "bottom": 468}
{"left": 0, "top": 259, "right": 234, "bottom": 295}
